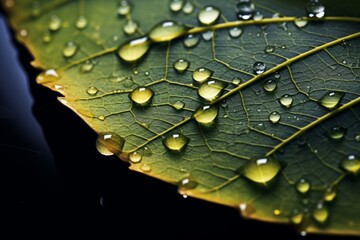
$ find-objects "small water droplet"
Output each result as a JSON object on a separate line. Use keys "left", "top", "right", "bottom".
{"left": 117, "top": 36, "right": 150, "bottom": 62}
{"left": 192, "top": 67, "right": 213, "bottom": 84}
{"left": 296, "top": 135, "right": 307, "bottom": 146}
{"left": 172, "top": 100, "right": 185, "bottom": 110}
{"left": 312, "top": 203, "right": 329, "bottom": 223}
{"left": 96, "top": 132, "right": 125, "bottom": 156}
{"left": 62, "top": 41, "right": 79, "bottom": 58}
{"left": 98, "top": 115, "right": 105, "bottom": 121}
{"left": 129, "top": 86, "right": 154, "bottom": 106}
{"left": 198, "top": 80, "right": 226, "bottom": 102}
{"left": 231, "top": 77, "right": 242, "bottom": 85}
{"left": 178, "top": 177, "right": 198, "bottom": 192}
{"left": 123, "top": 19, "right": 138, "bottom": 35}
{"left": 140, "top": 163, "right": 151, "bottom": 172}
{"left": 290, "top": 209, "right": 304, "bottom": 225}
{"left": 201, "top": 31, "right": 213, "bottom": 41}
{"left": 129, "top": 151, "right": 142, "bottom": 163}
{"left": 268, "top": 111, "right": 281, "bottom": 124}
{"left": 48, "top": 15, "right": 62, "bottom": 31}
{"left": 86, "top": 86, "right": 99, "bottom": 96}
{"left": 294, "top": 18, "right": 308, "bottom": 28}
{"left": 18, "top": 29, "right": 27, "bottom": 38}
{"left": 42, "top": 30, "right": 52, "bottom": 43}
{"left": 76, "top": 15, "right": 88, "bottom": 29}
{"left": 273, "top": 209, "right": 281, "bottom": 216}
{"left": 324, "top": 186, "right": 336, "bottom": 202}
{"left": 239, "top": 203, "right": 255, "bottom": 217}
{"left": 198, "top": 5, "right": 220, "bottom": 25}
{"left": 355, "top": 134, "right": 360, "bottom": 142}
{"left": 193, "top": 105, "right": 218, "bottom": 125}
{"left": 183, "top": 34, "right": 200, "bottom": 48}
{"left": 318, "top": 91, "right": 344, "bottom": 110}
{"left": 169, "top": 0, "right": 184, "bottom": 12}
{"left": 327, "top": 126, "right": 346, "bottom": 141}
{"left": 253, "top": 11, "right": 263, "bottom": 20}
{"left": 264, "top": 45, "right": 275, "bottom": 53}
{"left": 279, "top": 94, "right": 293, "bottom": 108}
{"left": 117, "top": 0, "right": 131, "bottom": 16}
{"left": 340, "top": 154, "right": 360, "bottom": 174}
{"left": 36, "top": 69, "right": 60, "bottom": 84}
{"left": 236, "top": 0, "right": 255, "bottom": 20}
{"left": 253, "top": 61, "right": 266, "bottom": 74}
{"left": 149, "top": 20, "right": 187, "bottom": 42}
{"left": 274, "top": 72, "right": 281, "bottom": 79}
{"left": 182, "top": 1, "right": 194, "bottom": 14}
{"left": 228, "top": 27, "right": 243, "bottom": 38}
{"left": 163, "top": 133, "right": 189, "bottom": 152}
{"left": 30, "top": 1, "right": 40, "bottom": 18}
{"left": 295, "top": 178, "right": 311, "bottom": 194}
{"left": 81, "top": 60, "right": 94, "bottom": 73}
{"left": 238, "top": 157, "right": 281, "bottom": 184}
{"left": 262, "top": 79, "right": 277, "bottom": 92}
{"left": 306, "top": 0, "right": 325, "bottom": 18}
{"left": 173, "top": 58, "right": 190, "bottom": 73}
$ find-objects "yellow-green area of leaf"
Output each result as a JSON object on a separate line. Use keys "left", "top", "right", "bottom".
{"left": 3, "top": 0, "right": 360, "bottom": 236}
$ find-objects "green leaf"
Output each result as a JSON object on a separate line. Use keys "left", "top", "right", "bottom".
{"left": 3, "top": 0, "right": 360, "bottom": 236}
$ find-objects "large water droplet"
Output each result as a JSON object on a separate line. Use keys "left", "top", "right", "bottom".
{"left": 86, "top": 86, "right": 99, "bottom": 96}
{"left": 262, "top": 79, "right": 277, "bottom": 92}
{"left": 193, "top": 105, "right": 218, "bottom": 125}
{"left": 62, "top": 41, "right": 78, "bottom": 58}
{"left": 327, "top": 126, "right": 346, "bottom": 141}
{"left": 129, "top": 86, "right": 154, "bottom": 106}
{"left": 312, "top": 203, "right": 329, "bottom": 223}
{"left": 123, "top": 19, "right": 138, "bottom": 35}
{"left": 340, "top": 154, "right": 360, "bottom": 174}
{"left": 268, "top": 111, "right": 281, "bottom": 124}
{"left": 238, "top": 157, "right": 281, "bottom": 184}
{"left": 149, "top": 20, "right": 188, "bottom": 42}
{"left": 279, "top": 94, "right": 293, "bottom": 108}
{"left": 129, "top": 151, "right": 142, "bottom": 163}
{"left": 182, "top": 1, "right": 194, "bottom": 14}
{"left": 290, "top": 209, "right": 303, "bottom": 225}
{"left": 198, "top": 6, "right": 220, "bottom": 25}
{"left": 192, "top": 67, "right": 213, "bottom": 84}
{"left": 228, "top": 27, "right": 243, "bottom": 38}
{"left": 295, "top": 178, "right": 311, "bottom": 194}
{"left": 306, "top": 0, "right": 325, "bottom": 18}
{"left": 96, "top": 132, "right": 125, "bottom": 156}
{"left": 236, "top": 0, "right": 255, "bottom": 20}
{"left": 253, "top": 61, "right": 266, "bottom": 74}
{"left": 173, "top": 59, "right": 190, "bottom": 73}
{"left": 76, "top": 16, "right": 88, "bottom": 29}
{"left": 294, "top": 18, "right": 308, "bottom": 28}
{"left": 117, "top": 36, "right": 150, "bottom": 62}
{"left": 324, "top": 186, "right": 336, "bottom": 202}
{"left": 183, "top": 34, "right": 200, "bottom": 48}
{"left": 163, "top": 133, "right": 189, "bottom": 152}
{"left": 172, "top": 100, "right": 185, "bottom": 110}
{"left": 198, "top": 80, "right": 226, "bottom": 102}
{"left": 169, "top": 0, "right": 184, "bottom": 12}
{"left": 48, "top": 15, "right": 62, "bottom": 31}
{"left": 117, "top": 0, "right": 131, "bottom": 16}
{"left": 318, "top": 91, "right": 344, "bottom": 110}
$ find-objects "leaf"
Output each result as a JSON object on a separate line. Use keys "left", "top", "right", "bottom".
{"left": 2, "top": 0, "right": 360, "bottom": 236}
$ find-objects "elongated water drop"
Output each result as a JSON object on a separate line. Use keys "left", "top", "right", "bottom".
{"left": 294, "top": 18, "right": 308, "bottom": 28}
{"left": 198, "top": 6, "right": 220, "bottom": 25}
{"left": 149, "top": 20, "right": 188, "bottom": 42}
{"left": 62, "top": 41, "right": 78, "bottom": 58}
{"left": 169, "top": 0, "right": 184, "bottom": 12}
{"left": 253, "top": 61, "right": 266, "bottom": 74}
{"left": 327, "top": 126, "right": 346, "bottom": 141}
{"left": 306, "top": 0, "right": 325, "bottom": 18}
{"left": 238, "top": 157, "right": 281, "bottom": 184}
{"left": 228, "top": 27, "right": 242, "bottom": 38}
{"left": 48, "top": 15, "right": 62, "bottom": 31}
{"left": 163, "top": 133, "right": 189, "bottom": 152}
{"left": 268, "top": 111, "right": 281, "bottom": 124}
{"left": 76, "top": 16, "right": 88, "bottom": 29}
{"left": 173, "top": 59, "right": 190, "bottom": 73}
{"left": 117, "top": 0, "right": 131, "bottom": 16}
{"left": 129, "top": 86, "right": 154, "bottom": 106}
{"left": 279, "top": 94, "right": 293, "bottom": 108}
{"left": 192, "top": 67, "right": 213, "bottom": 84}
{"left": 262, "top": 79, "right": 277, "bottom": 92}
{"left": 117, "top": 36, "right": 150, "bottom": 62}
{"left": 198, "top": 80, "right": 226, "bottom": 102}
{"left": 340, "top": 154, "right": 360, "bottom": 174}
{"left": 295, "top": 178, "right": 311, "bottom": 194}
{"left": 236, "top": 0, "right": 255, "bottom": 20}
{"left": 123, "top": 19, "right": 138, "bottom": 35}
{"left": 193, "top": 105, "right": 218, "bottom": 125}
{"left": 129, "top": 151, "right": 142, "bottom": 163}
{"left": 318, "top": 91, "right": 344, "bottom": 110}
{"left": 183, "top": 34, "right": 200, "bottom": 48}
{"left": 86, "top": 86, "right": 99, "bottom": 96}
{"left": 96, "top": 132, "right": 125, "bottom": 156}
{"left": 312, "top": 203, "right": 329, "bottom": 223}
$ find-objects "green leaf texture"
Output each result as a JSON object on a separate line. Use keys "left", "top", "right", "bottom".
{"left": 3, "top": 0, "right": 360, "bottom": 236}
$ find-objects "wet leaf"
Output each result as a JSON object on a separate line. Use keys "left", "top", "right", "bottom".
{"left": 3, "top": 0, "right": 360, "bottom": 236}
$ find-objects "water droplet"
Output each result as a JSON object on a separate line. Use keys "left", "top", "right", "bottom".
{"left": 340, "top": 154, "right": 360, "bottom": 174}
{"left": 274, "top": 72, "right": 281, "bottom": 79}
{"left": 324, "top": 186, "right": 336, "bottom": 202}
{"left": 239, "top": 203, "right": 255, "bottom": 217}
{"left": 294, "top": 18, "right": 308, "bottom": 28}
{"left": 76, "top": 15, "right": 88, "bottom": 29}
{"left": 201, "top": 31, "right": 213, "bottom": 41}
{"left": 123, "top": 19, "right": 138, "bottom": 35}
{"left": 295, "top": 178, "right": 311, "bottom": 194}
{"left": 198, "top": 6, "right": 220, "bottom": 25}
{"left": 327, "top": 126, "right": 346, "bottom": 141}
{"left": 31, "top": 1, "right": 40, "bottom": 18}
{"left": 96, "top": 132, "right": 125, "bottom": 156}
{"left": 48, "top": 15, "right": 62, "bottom": 31}
{"left": 36, "top": 69, "right": 60, "bottom": 84}
{"left": 253, "top": 61, "right": 266, "bottom": 74}
{"left": 355, "top": 134, "right": 360, "bottom": 142}
{"left": 117, "top": 36, "right": 150, "bottom": 62}
{"left": 163, "top": 133, "right": 189, "bottom": 152}
{"left": 86, "top": 86, "right": 99, "bottom": 96}
{"left": 129, "top": 86, "right": 154, "bottom": 106}
{"left": 228, "top": 27, "right": 243, "bottom": 38}
{"left": 149, "top": 20, "right": 187, "bottom": 42}
{"left": 198, "top": 80, "right": 226, "bottom": 102}
{"left": 253, "top": 11, "right": 263, "bottom": 20}
{"left": 268, "top": 111, "right": 281, "bottom": 124}
{"left": 318, "top": 91, "right": 344, "bottom": 110}
{"left": 173, "top": 58, "right": 190, "bottom": 73}
{"left": 262, "top": 79, "right": 277, "bottom": 92}
{"left": 290, "top": 209, "right": 304, "bottom": 225}
{"left": 172, "top": 100, "right": 185, "bottom": 110}
{"left": 279, "top": 94, "right": 293, "bottom": 108}
{"left": 62, "top": 41, "right": 78, "bottom": 58}
{"left": 192, "top": 67, "right": 213, "bottom": 84}
{"left": 129, "top": 151, "right": 142, "bottom": 163}
{"left": 42, "top": 30, "right": 52, "bottom": 43}
{"left": 236, "top": 0, "right": 255, "bottom": 20}
{"left": 296, "top": 135, "right": 307, "bottom": 146}
{"left": 178, "top": 177, "right": 198, "bottom": 192}
{"left": 193, "top": 105, "right": 218, "bottom": 125}
{"left": 306, "top": 0, "right": 325, "bottom": 18}
{"left": 140, "top": 163, "right": 151, "bottom": 172}
{"left": 273, "top": 209, "right": 281, "bottom": 216}
{"left": 238, "top": 157, "right": 281, "bottom": 184}
{"left": 264, "top": 45, "right": 275, "bottom": 53}
{"left": 183, "top": 34, "right": 200, "bottom": 48}
{"left": 312, "top": 203, "right": 329, "bottom": 223}
{"left": 117, "top": 0, "right": 131, "bottom": 16}
{"left": 169, "top": 0, "right": 184, "bottom": 12}
{"left": 182, "top": 1, "right": 194, "bottom": 14}
{"left": 81, "top": 60, "right": 94, "bottom": 73}
{"left": 231, "top": 77, "right": 242, "bottom": 85}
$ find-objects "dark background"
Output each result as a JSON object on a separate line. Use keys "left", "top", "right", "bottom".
{"left": 0, "top": 10, "right": 358, "bottom": 240}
